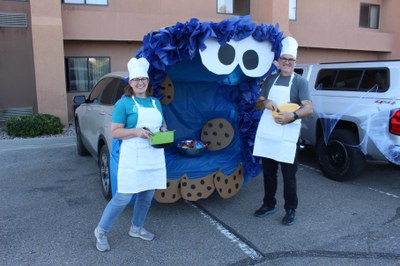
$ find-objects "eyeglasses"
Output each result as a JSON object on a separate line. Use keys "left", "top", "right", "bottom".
{"left": 132, "top": 78, "right": 148, "bottom": 83}
{"left": 279, "top": 57, "right": 296, "bottom": 63}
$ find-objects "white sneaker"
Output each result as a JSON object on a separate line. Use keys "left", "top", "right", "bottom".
{"left": 94, "top": 227, "right": 110, "bottom": 252}
{"left": 128, "top": 225, "right": 155, "bottom": 241}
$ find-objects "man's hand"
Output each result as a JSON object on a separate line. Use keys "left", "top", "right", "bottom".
{"left": 273, "top": 111, "right": 294, "bottom": 125}
{"left": 255, "top": 97, "right": 278, "bottom": 111}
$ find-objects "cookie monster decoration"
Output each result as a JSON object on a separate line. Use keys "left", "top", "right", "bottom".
{"left": 111, "top": 15, "right": 284, "bottom": 203}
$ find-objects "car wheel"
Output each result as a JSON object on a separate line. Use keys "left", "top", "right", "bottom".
{"left": 316, "top": 129, "right": 365, "bottom": 181}
{"left": 75, "top": 118, "right": 90, "bottom": 156}
{"left": 99, "top": 144, "right": 112, "bottom": 201}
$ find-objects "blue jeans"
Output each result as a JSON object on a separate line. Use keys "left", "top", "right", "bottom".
{"left": 98, "top": 190, "right": 155, "bottom": 232}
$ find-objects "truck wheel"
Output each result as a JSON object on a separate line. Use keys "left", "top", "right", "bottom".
{"left": 99, "top": 144, "right": 112, "bottom": 200}
{"left": 75, "top": 119, "right": 90, "bottom": 156}
{"left": 316, "top": 129, "right": 365, "bottom": 181}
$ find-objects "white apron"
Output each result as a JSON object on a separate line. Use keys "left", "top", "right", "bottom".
{"left": 253, "top": 75, "right": 301, "bottom": 164}
{"left": 117, "top": 97, "right": 167, "bottom": 193}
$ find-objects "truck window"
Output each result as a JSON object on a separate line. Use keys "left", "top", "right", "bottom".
{"left": 315, "top": 67, "right": 389, "bottom": 92}
{"left": 315, "top": 69, "right": 337, "bottom": 90}
{"left": 359, "top": 68, "right": 389, "bottom": 92}
{"left": 335, "top": 70, "right": 363, "bottom": 90}
{"left": 294, "top": 68, "right": 304, "bottom": 75}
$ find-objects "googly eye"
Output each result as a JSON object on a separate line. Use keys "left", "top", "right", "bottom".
{"left": 236, "top": 36, "right": 274, "bottom": 77}
{"left": 199, "top": 38, "right": 239, "bottom": 75}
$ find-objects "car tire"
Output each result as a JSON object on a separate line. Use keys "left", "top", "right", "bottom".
{"left": 99, "top": 144, "right": 112, "bottom": 201}
{"left": 75, "top": 119, "right": 90, "bottom": 156}
{"left": 316, "top": 129, "right": 366, "bottom": 181}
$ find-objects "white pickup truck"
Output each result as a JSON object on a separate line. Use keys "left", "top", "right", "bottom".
{"left": 295, "top": 60, "right": 400, "bottom": 181}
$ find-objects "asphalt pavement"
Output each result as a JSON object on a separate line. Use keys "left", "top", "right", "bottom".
{"left": 1, "top": 137, "right": 400, "bottom": 265}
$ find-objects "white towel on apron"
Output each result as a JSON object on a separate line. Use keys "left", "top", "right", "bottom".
{"left": 117, "top": 97, "right": 167, "bottom": 193}
{"left": 253, "top": 75, "right": 301, "bottom": 164}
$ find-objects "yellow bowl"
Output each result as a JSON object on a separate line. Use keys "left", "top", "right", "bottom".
{"left": 271, "top": 103, "right": 300, "bottom": 117}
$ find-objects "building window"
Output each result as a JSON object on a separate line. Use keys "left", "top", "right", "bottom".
{"left": 62, "top": 0, "right": 108, "bottom": 6}
{"left": 217, "top": 0, "right": 250, "bottom": 15}
{"left": 65, "top": 57, "right": 110, "bottom": 92}
{"left": 359, "top": 3, "right": 379, "bottom": 29}
{"left": 289, "top": 0, "right": 297, "bottom": 20}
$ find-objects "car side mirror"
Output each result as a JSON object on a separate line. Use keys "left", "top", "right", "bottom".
{"left": 73, "top": 95, "right": 86, "bottom": 105}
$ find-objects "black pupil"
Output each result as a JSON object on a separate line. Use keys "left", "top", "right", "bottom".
{"left": 242, "top": 50, "right": 258, "bottom": 70}
{"left": 218, "top": 44, "right": 235, "bottom": 66}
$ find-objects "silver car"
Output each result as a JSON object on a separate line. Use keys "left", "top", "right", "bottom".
{"left": 73, "top": 72, "right": 128, "bottom": 200}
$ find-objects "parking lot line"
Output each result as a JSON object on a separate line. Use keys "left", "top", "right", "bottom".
{"left": 189, "top": 201, "right": 264, "bottom": 261}
{"left": 367, "top": 187, "right": 400, "bottom": 199}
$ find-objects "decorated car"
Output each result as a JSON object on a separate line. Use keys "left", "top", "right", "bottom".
{"left": 110, "top": 15, "right": 285, "bottom": 203}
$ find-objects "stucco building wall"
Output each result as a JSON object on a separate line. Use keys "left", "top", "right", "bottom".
{"left": 0, "top": 1, "right": 36, "bottom": 118}
{"left": 1, "top": 0, "right": 399, "bottom": 125}
{"left": 30, "top": 0, "right": 68, "bottom": 124}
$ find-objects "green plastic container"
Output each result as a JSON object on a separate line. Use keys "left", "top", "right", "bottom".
{"left": 149, "top": 130, "right": 175, "bottom": 146}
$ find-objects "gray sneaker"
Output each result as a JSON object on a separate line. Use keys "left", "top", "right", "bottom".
{"left": 128, "top": 225, "right": 155, "bottom": 241}
{"left": 94, "top": 227, "right": 110, "bottom": 252}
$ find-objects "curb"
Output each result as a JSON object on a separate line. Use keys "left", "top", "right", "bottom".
{"left": 0, "top": 136, "right": 76, "bottom": 151}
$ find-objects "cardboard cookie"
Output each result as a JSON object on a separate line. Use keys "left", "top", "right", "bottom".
{"left": 214, "top": 163, "right": 244, "bottom": 199}
{"left": 201, "top": 118, "right": 234, "bottom": 151}
{"left": 180, "top": 172, "right": 216, "bottom": 201}
{"left": 154, "top": 178, "right": 182, "bottom": 203}
{"left": 160, "top": 76, "right": 174, "bottom": 105}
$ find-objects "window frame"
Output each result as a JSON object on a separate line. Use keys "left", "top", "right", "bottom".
{"left": 359, "top": 3, "right": 380, "bottom": 29}
{"left": 62, "top": 0, "right": 108, "bottom": 6}
{"left": 289, "top": 0, "right": 297, "bottom": 21}
{"left": 216, "top": 0, "right": 250, "bottom": 15}
{"left": 65, "top": 56, "right": 111, "bottom": 93}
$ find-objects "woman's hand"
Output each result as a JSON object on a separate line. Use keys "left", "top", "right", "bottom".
{"left": 159, "top": 123, "right": 168, "bottom": 132}
{"left": 139, "top": 128, "right": 153, "bottom": 139}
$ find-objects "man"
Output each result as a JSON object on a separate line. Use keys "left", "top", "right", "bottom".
{"left": 253, "top": 36, "right": 313, "bottom": 225}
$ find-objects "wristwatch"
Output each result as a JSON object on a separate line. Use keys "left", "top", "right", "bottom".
{"left": 292, "top": 112, "right": 299, "bottom": 121}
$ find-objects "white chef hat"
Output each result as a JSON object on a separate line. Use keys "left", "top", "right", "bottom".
{"left": 127, "top": 57, "right": 149, "bottom": 80}
{"left": 280, "top": 36, "right": 298, "bottom": 59}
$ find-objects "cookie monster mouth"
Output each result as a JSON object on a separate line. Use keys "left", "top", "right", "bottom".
{"left": 154, "top": 57, "right": 246, "bottom": 202}
{"left": 115, "top": 15, "right": 284, "bottom": 203}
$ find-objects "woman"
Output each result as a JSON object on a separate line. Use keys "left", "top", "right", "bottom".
{"left": 94, "top": 57, "right": 167, "bottom": 252}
